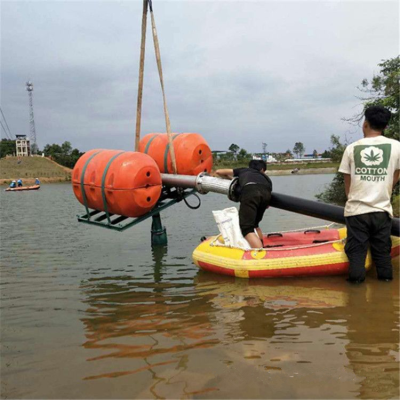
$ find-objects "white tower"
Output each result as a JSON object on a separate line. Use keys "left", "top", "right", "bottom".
{"left": 26, "top": 81, "right": 37, "bottom": 154}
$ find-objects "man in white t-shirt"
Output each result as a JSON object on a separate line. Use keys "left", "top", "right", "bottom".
{"left": 339, "top": 106, "right": 400, "bottom": 283}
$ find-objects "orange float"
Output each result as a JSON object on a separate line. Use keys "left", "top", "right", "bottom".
{"left": 139, "top": 133, "right": 213, "bottom": 175}
{"left": 72, "top": 149, "right": 162, "bottom": 218}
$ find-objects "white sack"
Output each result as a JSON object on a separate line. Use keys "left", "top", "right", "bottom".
{"left": 212, "top": 207, "right": 251, "bottom": 250}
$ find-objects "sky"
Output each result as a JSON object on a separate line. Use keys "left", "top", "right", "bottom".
{"left": 1, "top": 0, "right": 399, "bottom": 155}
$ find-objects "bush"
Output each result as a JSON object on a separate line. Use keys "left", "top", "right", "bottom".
{"left": 316, "top": 172, "right": 347, "bottom": 206}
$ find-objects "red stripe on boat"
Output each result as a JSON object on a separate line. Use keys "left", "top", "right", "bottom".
{"left": 197, "top": 261, "right": 349, "bottom": 278}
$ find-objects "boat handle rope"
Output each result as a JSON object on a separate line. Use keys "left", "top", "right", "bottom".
{"left": 208, "top": 235, "right": 345, "bottom": 251}
{"left": 265, "top": 223, "right": 336, "bottom": 235}
{"left": 80, "top": 150, "right": 103, "bottom": 220}
{"left": 101, "top": 151, "right": 125, "bottom": 224}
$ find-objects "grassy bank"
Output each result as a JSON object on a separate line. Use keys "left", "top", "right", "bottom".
{"left": 0, "top": 156, "right": 71, "bottom": 185}
{"left": 213, "top": 161, "right": 339, "bottom": 171}
{"left": 1, "top": 156, "right": 339, "bottom": 186}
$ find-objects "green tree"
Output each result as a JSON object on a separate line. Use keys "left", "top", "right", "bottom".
{"left": 285, "top": 149, "right": 293, "bottom": 158}
{"left": 321, "top": 150, "right": 331, "bottom": 158}
{"left": 0, "top": 139, "right": 16, "bottom": 157}
{"left": 61, "top": 141, "right": 72, "bottom": 156}
{"left": 345, "top": 56, "right": 399, "bottom": 140}
{"left": 327, "top": 135, "right": 346, "bottom": 162}
{"left": 293, "top": 142, "right": 305, "bottom": 158}
{"left": 70, "top": 148, "right": 84, "bottom": 167}
{"left": 318, "top": 56, "right": 400, "bottom": 205}
{"left": 43, "top": 141, "right": 83, "bottom": 168}
{"left": 43, "top": 143, "right": 62, "bottom": 158}
{"left": 316, "top": 173, "right": 348, "bottom": 205}
{"left": 316, "top": 135, "right": 347, "bottom": 204}
{"left": 229, "top": 143, "right": 240, "bottom": 155}
{"left": 312, "top": 149, "right": 318, "bottom": 158}
{"left": 237, "top": 148, "right": 251, "bottom": 163}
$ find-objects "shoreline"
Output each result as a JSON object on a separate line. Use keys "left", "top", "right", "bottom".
{"left": 266, "top": 167, "right": 337, "bottom": 176}
{"left": 0, "top": 177, "right": 71, "bottom": 186}
{"left": 0, "top": 167, "right": 338, "bottom": 186}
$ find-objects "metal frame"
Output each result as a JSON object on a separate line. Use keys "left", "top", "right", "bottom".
{"left": 77, "top": 188, "right": 197, "bottom": 232}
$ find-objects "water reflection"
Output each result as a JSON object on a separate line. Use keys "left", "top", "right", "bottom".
{"left": 2, "top": 178, "right": 398, "bottom": 399}
{"left": 80, "top": 249, "right": 399, "bottom": 399}
{"left": 344, "top": 282, "right": 399, "bottom": 399}
{"left": 80, "top": 248, "right": 221, "bottom": 397}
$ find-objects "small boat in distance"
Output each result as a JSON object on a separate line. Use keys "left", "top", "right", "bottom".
{"left": 5, "top": 184, "right": 40, "bottom": 192}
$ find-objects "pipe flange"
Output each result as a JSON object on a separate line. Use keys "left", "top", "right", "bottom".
{"left": 228, "top": 177, "right": 240, "bottom": 202}
{"left": 195, "top": 172, "right": 208, "bottom": 194}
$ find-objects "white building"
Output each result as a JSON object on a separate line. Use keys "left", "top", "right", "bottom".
{"left": 252, "top": 155, "right": 277, "bottom": 163}
{"left": 16, "top": 135, "right": 31, "bottom": 157}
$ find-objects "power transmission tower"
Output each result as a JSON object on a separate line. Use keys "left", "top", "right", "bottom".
{"left": 262, "top": 142, "right": 268, "bottom": 160}
{"left": 26, "top": 81, "right": 37, "bottom": 154}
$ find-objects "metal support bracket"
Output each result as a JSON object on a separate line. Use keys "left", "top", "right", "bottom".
{"left": 151, "top": 213, "right": 167, "bottom": 246}
{"left": 77, "top": 188, "right": 197, "bottom": 232}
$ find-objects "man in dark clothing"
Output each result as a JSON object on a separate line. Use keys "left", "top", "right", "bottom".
{"left": 215, "top": 160, "right": 272, "bottom": 248}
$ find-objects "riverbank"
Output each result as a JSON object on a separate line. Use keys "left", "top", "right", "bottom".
{"left": 266, "top": 167, "right": 337, "bottom": 176}
{"left": 1, "top": 157, "right": 338, "bottom": 185}
{"left": 213, "top": 161, "right": 339, "bottom": 176}
{"left": 0, "top": 156, "right": 71, "bottom": 185}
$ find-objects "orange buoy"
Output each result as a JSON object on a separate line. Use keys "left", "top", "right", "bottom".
{"left": 139, "top": 133, "right": 213, "bottom": 175}
{"left": 72, "top": 149, "right": 162, "bottom": 218}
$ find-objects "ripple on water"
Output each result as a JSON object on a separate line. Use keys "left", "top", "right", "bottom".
{"left": 1, "top": 179, "right": 399, "bottom": 399}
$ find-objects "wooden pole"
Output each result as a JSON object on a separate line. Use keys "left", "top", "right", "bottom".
{"left": 135, "top": 0, "right": 148, "bottom": 151}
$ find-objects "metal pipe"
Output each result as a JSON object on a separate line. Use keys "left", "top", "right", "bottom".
{"left": 161, "top": 174, "right": 197, "bottom": 190}
{"left": 161, "top": 173, "right": 233, "bottom": 195}
{"left": 161, "top": 173, "right": 400, "bottom": 236}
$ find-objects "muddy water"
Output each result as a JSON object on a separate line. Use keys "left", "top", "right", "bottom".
{"left": 1, "top": 175, "right": 399, "bottom": 399}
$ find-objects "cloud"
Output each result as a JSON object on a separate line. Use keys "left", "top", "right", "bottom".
{"left": 1, "top": 0, "right": 398, "bottom": 154}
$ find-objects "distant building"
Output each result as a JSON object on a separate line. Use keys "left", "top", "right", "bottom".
{"left": 252, "top": 154, "right": 277, "bottom": 163}
{"left": 284, "top": 157, "right": 332, "bottom": 163}
{"left": 303, "top": 153, "right": 322, "bottom": 159}
{"left": 16, "top": 135, "right": 31, "bottom": 157}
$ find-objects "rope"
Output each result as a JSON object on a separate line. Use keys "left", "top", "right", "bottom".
{"left": 267, "top": 223, "right": 337, "bottom": 234}
{"left": 134, "top": 0, "right": 149, "bottom": 151}
{"left": 149, "top": 0, "right": 178, "bottom": 174}
{"left": 209, "top": 235, "right": 345, "bottom": 252}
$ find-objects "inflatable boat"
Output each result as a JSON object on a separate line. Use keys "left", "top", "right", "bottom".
{"left": 193, "top": 227, "right": 400, "bottom": 278}
{"left": 5, "top": 184, "right": 40, "bottom": 192}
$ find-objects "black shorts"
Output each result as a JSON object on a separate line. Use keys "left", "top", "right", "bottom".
{"left": 239, "top": 184, "right": 271, "bottom": 236}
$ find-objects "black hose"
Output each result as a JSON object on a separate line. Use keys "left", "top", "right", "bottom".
{"left": 270, "top": 192, "right": 400, "bottom": 237}
{"left": 183, "top": 193, "right": 201, "bottom": 210}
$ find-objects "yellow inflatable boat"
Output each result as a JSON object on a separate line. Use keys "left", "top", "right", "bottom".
{"left": 193, "top": 227, "right": 400, "bottom": 278}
